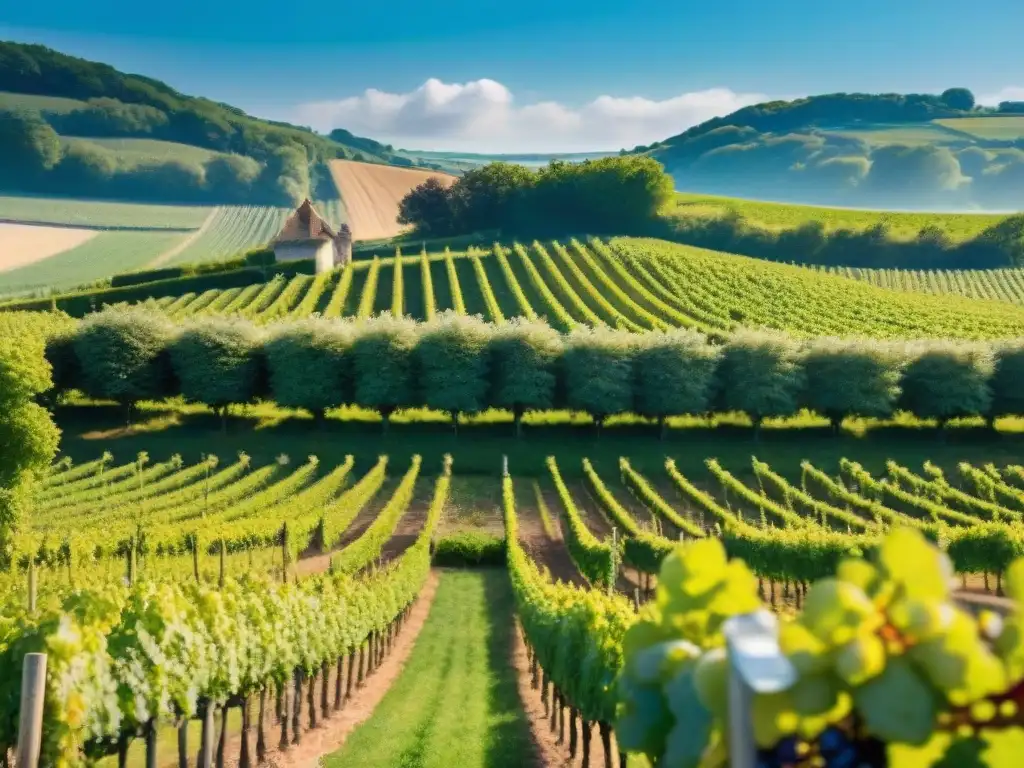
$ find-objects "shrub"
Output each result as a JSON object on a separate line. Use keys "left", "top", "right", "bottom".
{"left": 562, "top": 326, "right": 635, "bottom": 428}
{"left": 169, "top": 317, "right": 264, "bottom": 426}
{"left": 263, "top": 317, "right": 353, "bottom": 420}
{"left": 801, "top": 337, "right": 904, "bottom": 430}
{"left": 349, "top": 314, "right": 420, "bottom": 432}
{"left": 634, "top": 328, "right": 720, "bottom": 437}
{"left": 432, "top": 532, "right": 506, "bottom": 567}
{"left": 716, "top": 329, "right": 804, "bottom": 437}
{"left": 72, "top": 306, "right": 175, "bottom": 418}
{"left": 899, "top": 341, "right": 994, "bottom": 426}
{"left": 488, "top": 317, "right": 563, "bottom": 437}
{"left": 415, "top": 311, "right": 492, "bottom": 431}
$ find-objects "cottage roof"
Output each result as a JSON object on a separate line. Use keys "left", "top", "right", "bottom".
{"left": 274, "top": 199, "right": 337, "bottom": 244}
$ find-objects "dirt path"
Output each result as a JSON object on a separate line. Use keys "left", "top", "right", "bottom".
{"left": 377, "top": 480, "right": 433, "bottom": 563}
{"left": 0, "top": 222, "right": 98, "bottom": 272}
{"left": 329, "top": 160, "right": 456, "bottom": 241}
{"left": 517, "top": 489, "right": 587, "bottom": 588}
{"left": 511, "top": 620, "right": 625, "bottom": 768}
{"left": 221, "top": 570, "right": 441, "bottom": 768}
{"left": 145, "top": 208, "right": 217, "bottom": 269}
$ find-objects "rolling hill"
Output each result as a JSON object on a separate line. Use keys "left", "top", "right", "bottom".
{"left": 638, "top": 90, "right": 1024, "bottom": 212}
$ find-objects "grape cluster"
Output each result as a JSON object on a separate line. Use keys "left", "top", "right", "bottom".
{"left": 615, "top": 527, "right": 1024, "bottom": 767}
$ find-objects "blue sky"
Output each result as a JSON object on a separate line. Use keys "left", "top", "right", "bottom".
{"left": 2, "top": 0, "right": 1023, "bottom": 152}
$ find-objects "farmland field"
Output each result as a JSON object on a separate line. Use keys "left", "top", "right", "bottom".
{"left": 935, "top": 116, "right": 1024, "bottom": 140}
{"left": 0, "top": 194, "right": 208, "bottom": 230}
{"left": 54, "top": 236, "right": 1024, "bottom": 338}
{"left": 671, "top": 191, "right": 1011, "bottom": 240}
{"left": 0, "top": 222, "right": 98, "bottom": 272}
{"left": 329, "top": 159, "right": 457, "bottom": 241}
{"left": 823, "top": 122, "right": 965, "bottom": 146}
{"left": 60, "top": 136, "right": 224, "bottom": 168}
{"left": 0, "top": 229, "right": 184, "bottom": 294}
{"left": 818, "top": 263, "right": 1024, "bottom": 305}
{"left": 160, "top": 206, "right": 288, "bottom": 266}
{"left": 0, "top": 89, "right": 86, "bottom": 113}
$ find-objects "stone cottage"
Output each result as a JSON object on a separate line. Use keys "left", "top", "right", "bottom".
{"left": 272, "top": 199, "right": 352, "bottom": 273}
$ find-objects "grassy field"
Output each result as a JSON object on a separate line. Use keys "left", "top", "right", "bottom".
{"left": 822, "top": 123, "right": 965, "bottom": 147}
{"left": 323, "top": 570, "right": 534, "bottom": 768}
{"left": 0, "top": 194, "right": 208, "bottom": 230}
{"left": 0, "top": 90, "right": 86, "bottom": 113}
{"left": 936, "top": 116, "right": 1024, "bottom": 140}
{"left": 61, "top": 136, "right": 223, "bottom": 168}
{"left": 671, "top": 192, "right": 1010, "bottom": 240}
{"left": 0, "top": 230, "right": 184, "bottom": 294}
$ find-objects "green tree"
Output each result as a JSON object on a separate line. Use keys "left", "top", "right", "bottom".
{"left": 562, "top": 326, "right": 635, "bottom": 430}
{"left": 264, "top": 317, "right": 353, "bottom": 422}
{"left": 716, "top": 329, "right": 804, "bottom": 439}
{"left": 987, "top": 340, "right": 1024, "bottom": 424}
{"left": 397, "top": 177, "right": 457, "bottom": 235}
{"left": 0, "top": 335, "right": 61, "bottom": 566}
{"left": 415, "top": 311, "right": 492, "bottom": 433}
{"left": 634, "top": 328, "right": 720, "bottom": 439}
{"left": 349, "top": 315, "right": 419, "bottom": 433}
{"left": 169, "top": 317, "right": 264, "bottom": 430}
{"left": 898, "top": 341, "right": 994, "bottom": 430}
{"left": 72, "top": 306, "right": 175, "bottom": 423}
{"left": 488, "top": 318, "right": 562, "bottom": 437}
{"left": 0, "top": 108, "right": 62, "bottom": 183}
{"left": 941, "top": 88, "right": 976, "bottom": 111}
{"left": 801, "top": 338, "right": 904, "bottom": 432}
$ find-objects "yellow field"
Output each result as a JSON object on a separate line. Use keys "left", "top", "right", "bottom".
{"left": 329, "top": 160, "right": 457, "bottom": 241}
{"left": 0, "top": 222, "right": 98, "bottom": 273}
{"left": 935, "top": 116, "right": 1024, "bottom": 140}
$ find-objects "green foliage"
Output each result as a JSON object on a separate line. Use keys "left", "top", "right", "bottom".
{"left": 72, "top": 306, "right": 174, "bottom": 406}
{"left": 415, "top": 311, "right": 491, "bottom": 420}
{"left": 169, "top": 316, "right": 264, "bottom": 412}
{"left": 487, "top": 317, "right": 562, "bottom": 419}
{"left": 801, "top": 338, "right": 904, "bottom": 426}
{"left": 398, "top": 155, "right": 675, "bottom": 237}
{"left": 899, "top": 341, "right": 994, "bottom": 423}
{"left": 991, "top": 340, "right": 1024, "bottom": 417}
{"left": 717, "top": 329, "right": 804, "bottom": 425}
{"left": 349, "top": 314, "right": 419, "bottom": 421}
{"left": 634, "top": 328, "right": 719, "bottom": 422}
{"left": 0, "top": 326, "right": 60, "bottom": 563}
{"left": 562, "top": 325, "right": 634, "bottom": 424}
{"left": 264, "top": 317, "right": 353, "bottom": 417}
{"left": 941, "top": 87, "right": 976, "bottom": 111}
{"left": 431, "top": 532, "right": 506, "bottom": 567}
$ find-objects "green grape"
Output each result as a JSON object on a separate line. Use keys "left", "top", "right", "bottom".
{"left": 802, "top": 578, "right": 881, "bottom": 647}
{"left": 876, "top": 527, "right": 953, "bottom": 602}
{"left": 692, "top": 647, "right": 728, "bottom": 719}
{"left": 853, "top": 656, "right": 938, "bottom": 745}
{"left": 751, "top": 689, "right": 799, "bottom": 747}
{"left": 630, "top": 640, "right": 701, "bottom": 685}
{"left": 658, "top": 538, "right": 728, "bottom": 603}
{"left": 779, "top": 621, "right": 831, "bottom": 676}
{"left": 837, "top": 558, "right": 879, "bottom": 593}
{"left": 835, "top": 630, "right": 886, "bottom": 686}
{"left": 615, "top": 682, "right": 674, "bottom": 755}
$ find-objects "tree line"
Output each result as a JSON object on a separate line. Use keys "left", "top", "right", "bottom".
{"left": 397, "top": 156, "right": 676, "bottom": 237}
{"left": 45, "top": 306, "right": 1024, "bottom": 437}
{"left": 0, "top": 109, "right": 314, "bottom": 206}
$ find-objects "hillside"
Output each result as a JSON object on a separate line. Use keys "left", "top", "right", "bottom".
{"left": 0, "top": 42, "right": 461, "bottom": 207}
{"left": 9, "top": 236, "right": 1024, "bottom": 339}
{"left": 638, "top": 90, "right": 1024, "bottom": 212}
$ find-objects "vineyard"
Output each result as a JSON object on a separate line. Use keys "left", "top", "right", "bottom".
{"left": 817, "top": 263, "right": 1024, "bottom": 306}
{"left": 10, "top": 443, "right": 1024, "bottom": 766}
{"left": 60, "top": 236, "right": 1024, "bottom": 339}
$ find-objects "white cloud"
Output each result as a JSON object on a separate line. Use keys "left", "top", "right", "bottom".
{"left": 291, "top": 78, "right": 766, "bottom": 153}
{"left": 977, "top": 86, "right": 1024, "bottom": 106}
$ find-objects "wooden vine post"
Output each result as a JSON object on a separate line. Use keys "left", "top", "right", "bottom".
{"left": 16, "top": 653, "right": 46, "bottom": 768}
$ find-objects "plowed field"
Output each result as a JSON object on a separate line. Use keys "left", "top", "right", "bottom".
{"left": 0, "top": 222, "right": 98, "bottom": 273}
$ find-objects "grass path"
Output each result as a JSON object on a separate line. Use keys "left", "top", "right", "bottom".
{"left": 323, "top": 569, "right": 536, "bottom": 768}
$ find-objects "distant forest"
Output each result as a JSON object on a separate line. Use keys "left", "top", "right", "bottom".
{"left": 637, "top": 90, "right": 1024, "bottom": 211}
{"left": 0, "top": 42, "right": 445, "bottom": 205}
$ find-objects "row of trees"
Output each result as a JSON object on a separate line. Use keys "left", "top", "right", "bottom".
{"left": 660, "top": 210, "right": 1024, "bottom": 269}
{"left": 0, "top": 109, "right": 312, "bottom": 205}
{"left": 398, "top": 156, "right": 676, "bottom": 237}
{"left": 46, "top": 306, "right": 1024, "bottom": 436}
